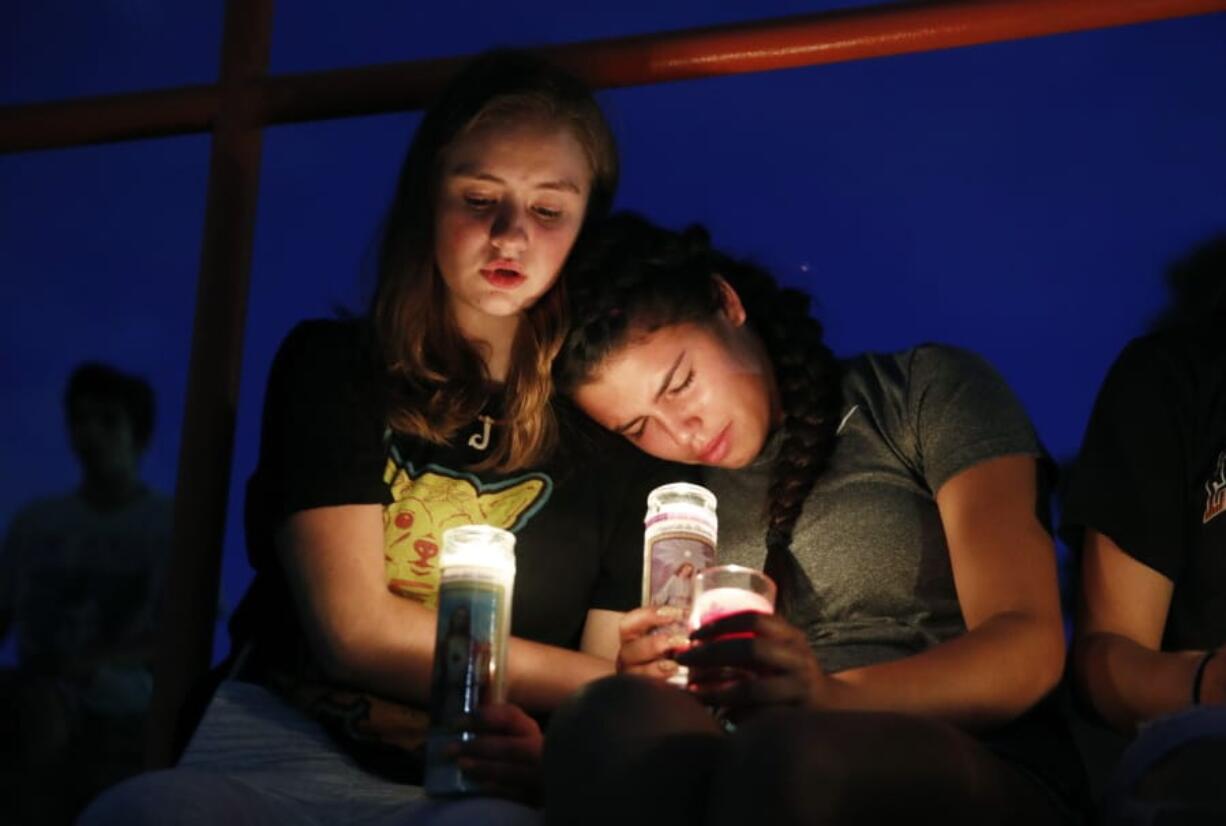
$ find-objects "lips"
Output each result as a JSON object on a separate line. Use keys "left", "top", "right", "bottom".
{"left": 696, "top": 424, "right": 731, "bottom": 465}
{"left": 481, "top": 259, "right": 526, "bottom": 289}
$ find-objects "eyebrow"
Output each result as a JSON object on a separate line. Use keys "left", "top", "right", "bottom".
{"left": 613, "top": 350, "right": 685, "bottom": 434}
{"left": 449, "top": 167, "right": 582, "bottom": 195}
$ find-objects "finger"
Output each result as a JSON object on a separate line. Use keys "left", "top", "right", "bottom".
{"left": 621, "top": 656, "right": 684, "bottom": 681}
{"left": 691, "top": 673, "right": 810, "bottom": 709}
{"left": 618, "top": 632, "right": 690, "bottom": 672}
{"left": 458, "top": 734, "right": 541, "bottom": 765}
{"left": 620, "top": 606, "right": 686, "bottom": 642}
{"left": 470, "top": 703, "right": 541, "bottom": 738}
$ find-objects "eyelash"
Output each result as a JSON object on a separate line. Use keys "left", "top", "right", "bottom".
{"left": 461, "top": 195, "right": 562, "bottom": 222}
{"left": 669, "top": 370, "right": 694, "bottom": 395}
{"left": 624, "top": 369, "right": 693, "bottom": 441}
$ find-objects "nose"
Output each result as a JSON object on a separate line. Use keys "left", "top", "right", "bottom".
{"left": 490, "top": 200, "right": 528, "bottom": 256}
{"left": 660, "top": 406, "right": 704, "bottom": 452}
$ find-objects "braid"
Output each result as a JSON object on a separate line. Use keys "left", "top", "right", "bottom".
{"left": 558, "top": 213, "right": 842, "bottom": 616}
{"left": 729, "top": 271, "right": 842, "bottom": 617}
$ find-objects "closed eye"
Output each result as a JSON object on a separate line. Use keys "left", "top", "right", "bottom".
{"left": 620, "top": 418, "right": 647, "bottom": 441}
{"left": 668, "top": 369, "right": 694, "bottom": 395}
{"left": 464, "top": 194, "right": 495, "bottom": 210}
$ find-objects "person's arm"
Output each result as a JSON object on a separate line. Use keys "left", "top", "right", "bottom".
{"left": 826, "top": 455, "right": 1066, "bottom": 726}
{"left": 1074, "top": 528, "right": 1223, "bottom": 731}
{"left": 578, "top": 608, "right": 623, "bottom": 661}
{"left": 278, "top": 504, "right": 615, "bottom": 715}
{"left": 681, "top": 455, "right": 1065, "bottom": 729}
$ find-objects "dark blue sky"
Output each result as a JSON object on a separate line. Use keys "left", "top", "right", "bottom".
{"left": 3, "top": 3, "right": 1225, "bottom": 663}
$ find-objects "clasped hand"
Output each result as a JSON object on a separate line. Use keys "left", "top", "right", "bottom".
{"left": 446, "top": 703, "right": 543, "bottom": 803}
{"left": 616, "top": 606, "right": 837, "bottom": 715}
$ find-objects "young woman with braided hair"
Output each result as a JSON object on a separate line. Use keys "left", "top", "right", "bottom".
{"left": 544, "top": 213, "right": 1086, "bottom": 825}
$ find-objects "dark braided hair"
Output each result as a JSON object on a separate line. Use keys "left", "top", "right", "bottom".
{"left": 556, "top": 213, "right": 843, "bottom": 616}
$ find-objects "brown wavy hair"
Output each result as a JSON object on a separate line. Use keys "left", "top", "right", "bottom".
{"left": 371, "top": 50, "right": 618, "bottom": 472}
{"left": 556, "top": 213, "right": 842, "bottom": 617}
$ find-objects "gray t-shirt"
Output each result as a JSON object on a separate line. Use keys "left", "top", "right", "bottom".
{"left": 705, "top": 344, "right": 1047, "bottom": 674}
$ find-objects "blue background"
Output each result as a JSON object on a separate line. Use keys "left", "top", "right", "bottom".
{"left": 3, "top": 2, "right": 1225, "bottom": 664}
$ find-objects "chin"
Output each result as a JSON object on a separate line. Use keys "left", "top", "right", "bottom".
{"left": 475, "top": 296, "right": 528, "bottom": 317}
{"left": 718, "top": 452, "right": 756, "bottom": 470}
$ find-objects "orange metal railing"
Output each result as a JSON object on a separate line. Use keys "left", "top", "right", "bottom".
{"left": 2, "top": 0, "right": 1223, "bottom": 152}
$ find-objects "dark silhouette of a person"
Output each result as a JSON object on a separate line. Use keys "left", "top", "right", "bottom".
{"left": 1, "top": 362, "right": 173, "bottom": 825}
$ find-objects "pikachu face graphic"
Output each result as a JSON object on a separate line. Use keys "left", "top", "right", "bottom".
{"left": 382, "top": 460, "right": 550, "bottom": 607}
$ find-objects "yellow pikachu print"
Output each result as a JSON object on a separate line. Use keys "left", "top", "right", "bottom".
{"left": 382, "top": 460, "right": 551, "bottom": 608}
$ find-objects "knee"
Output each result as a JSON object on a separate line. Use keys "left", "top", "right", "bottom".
{"left": 547, "top": 675, "right": 713, "bottom": 756}
{"left": 544, "top": 676, "right": 721, "bottom": 826}
{"left": 713, "top": 709, "right": 980, "bottom": 826}
{"left": 717, "top": 708, "right": 850, "bottom": 794}
{"left": 545, "top": 674, "right": 714, "bottom": 782}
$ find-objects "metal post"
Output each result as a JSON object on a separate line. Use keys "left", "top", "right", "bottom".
{"left": 143, "top": 0, "right": 274, "bottom": 769}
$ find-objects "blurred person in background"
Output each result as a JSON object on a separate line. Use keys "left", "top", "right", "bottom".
{"left": 1061, "top": 235, "right": 1226, "bottom": 825}
{"left": 0, "top": 362, "right": 173, "bottom": 824}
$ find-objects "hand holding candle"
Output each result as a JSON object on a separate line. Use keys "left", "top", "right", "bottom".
{"left": 678, "top": 565, "right": 833, "bottom": 715}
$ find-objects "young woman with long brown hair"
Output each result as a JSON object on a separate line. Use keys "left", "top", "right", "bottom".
{"left": 83, "top": 51, "right": 666, "bottom": 826}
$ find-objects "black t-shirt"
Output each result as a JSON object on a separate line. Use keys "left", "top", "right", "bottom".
{"left": 1061, "top": 327, "right": 1226, "bottom": 651}
{"left": 228, "top": 319, "right": 686, "bottom": 777}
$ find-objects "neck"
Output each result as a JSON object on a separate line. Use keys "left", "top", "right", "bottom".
{"left": 453, "top": 306, "right": 521, "bottom": 383}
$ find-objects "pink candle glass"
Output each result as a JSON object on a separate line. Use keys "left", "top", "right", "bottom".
{"left": 689, "top": 565, "right": 777, "bottom": 635}
{"left": 687, "top": 565, "right": 777, "bottom": 700}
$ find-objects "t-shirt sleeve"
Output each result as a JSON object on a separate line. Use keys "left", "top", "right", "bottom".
{"left": 1059, "top": 338, "right": 1185, "bottom": 580}
{"left": 905, "top": 344, "right": 1048, "bottom": 495}
{"left": 248, "top": 320, "right": 392, "bottom": 535}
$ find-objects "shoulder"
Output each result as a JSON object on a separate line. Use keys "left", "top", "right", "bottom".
{"left": 842, "top": 343, "right": 1014, "bottom": 414}
{"left": 266, "top": 317, "right": 382, "bottom": 402}
{"left": 3, "top": 494, "right": 81, "bottom": 554}
{"left": 1099, "top": 328, "right": 1216, "bottom": 395}
{"left": 904, "top": 342, "right": 1006, "bottom": 382}
{"left": 274, "top": 317, "right": 379, "bottom": 375}
{"left": 845, "top": 343, "right": 1042, "bottom": 489}
{"left": 845, "top": 342, "right": 998, "bottom": 383}
{"left": 1079, "top": 329, "right": 1211, "bottom": 438}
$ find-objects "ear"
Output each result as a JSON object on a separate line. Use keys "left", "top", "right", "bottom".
{"left": 713, "top": 276, "right": 748, "bottom": 327}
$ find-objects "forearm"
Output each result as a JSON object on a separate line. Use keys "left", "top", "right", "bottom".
{"left": 504, "top": 637, "right": 615, "bottom": 713}
{"left": 1073, "top": 631, "right": 1205, "bottom": 732}
{"left": 323, "top": 592, "right": 613, "bottom": 714}
{"left": 826, "top": 611, "right": 1065, "bottom": 729}
{"left": 279, "top": 506, "right": 616, "bottom": 715}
